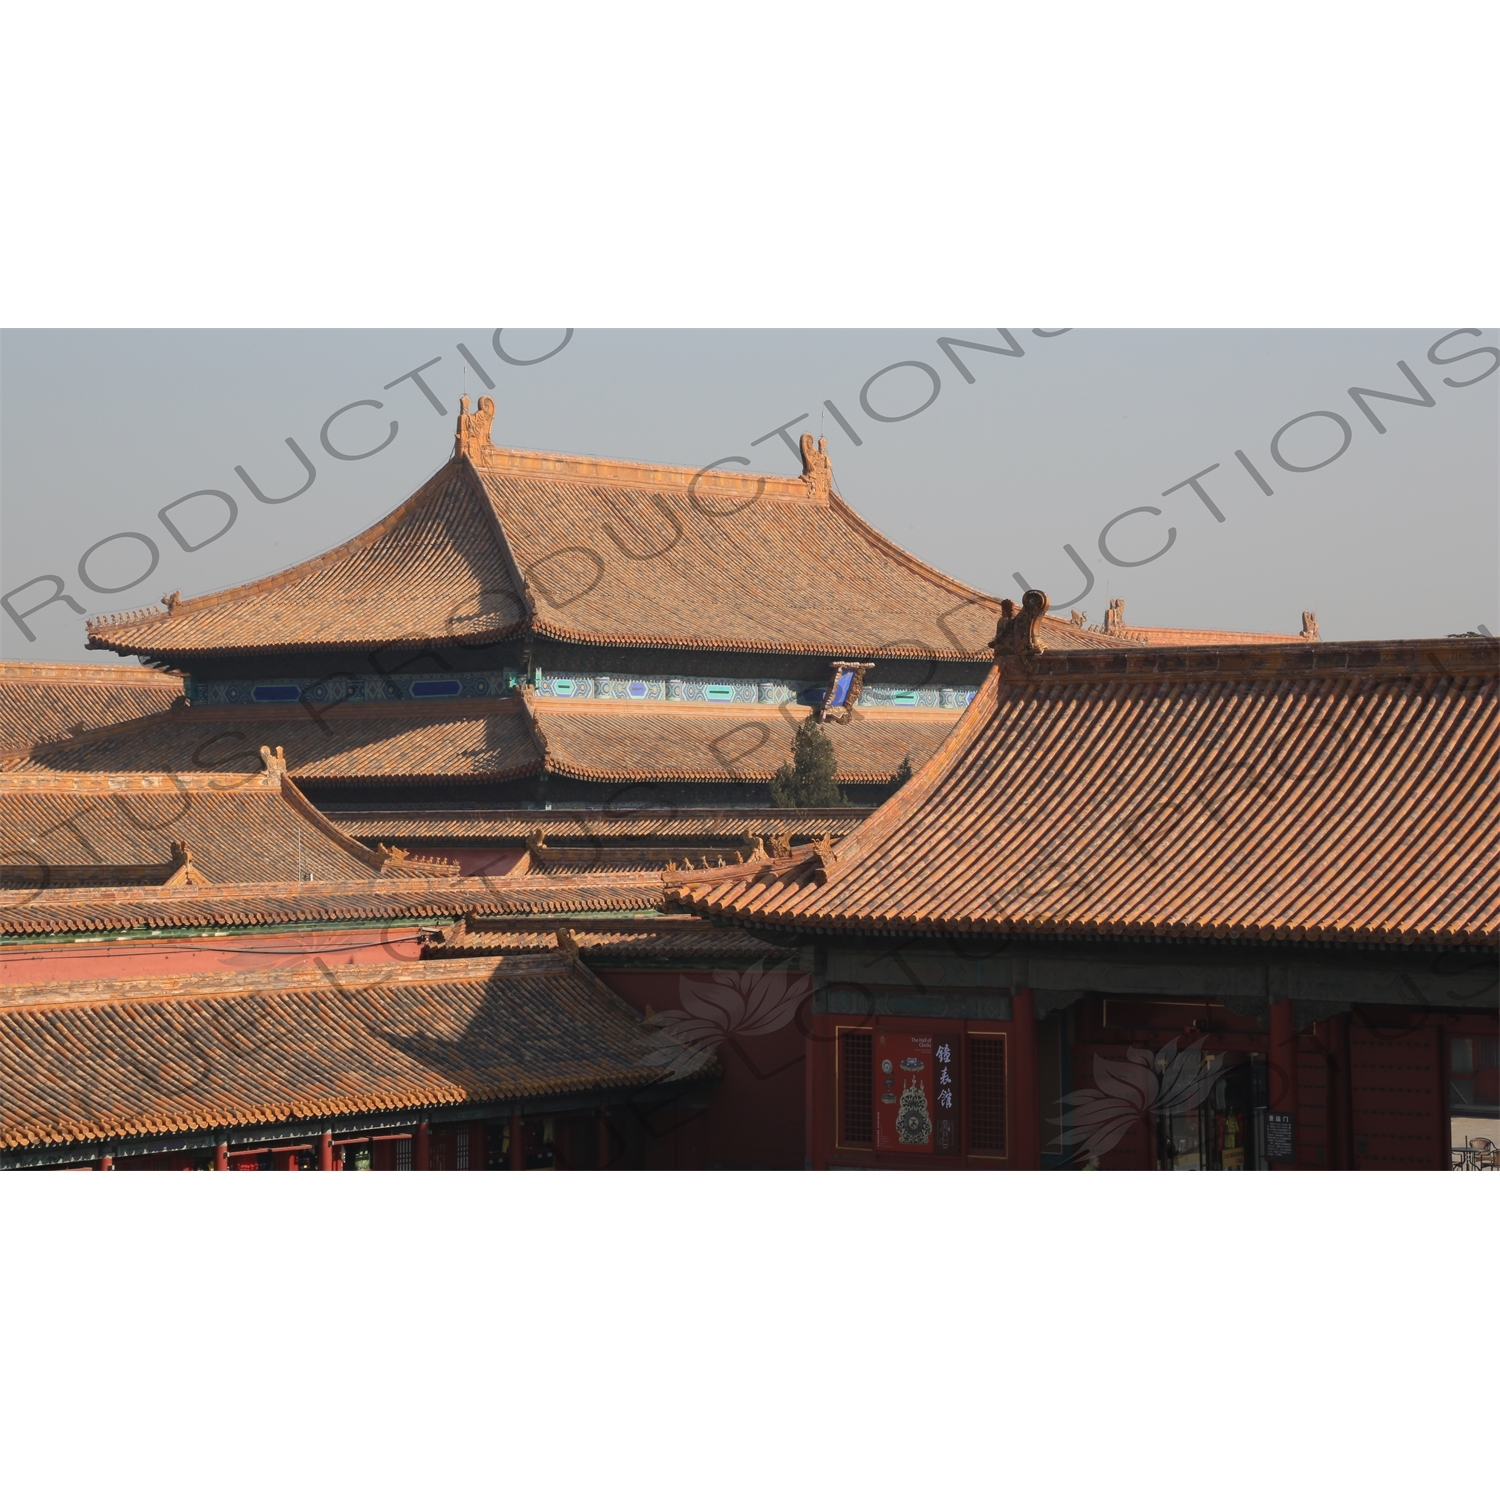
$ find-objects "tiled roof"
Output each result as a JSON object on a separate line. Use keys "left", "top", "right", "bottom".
{"left": 426, "top": 915, "right": 793, "bottom": 963}
{"left": 514, "top": 847, "right": 778, "bottom": 877}
{"left": 1075, "top": 598, "right": 1317, "bottom": 647}
{"left": 530, "top": 697, "right": 953, "bottom": 784}
{"left": 86, "top": 465, "right": 526, "bottom": 657}
{"left": 0, "top": 767, "right": 456, "bottom": 889}
{"left": 4, "top": 699, "right": 543, "bottom": 783}
{"left": 6, "top": 692, "right": 943, "bottom": 788}
{"left": 0, "top": 660, "right": 184, "bottom": 755}
{"left": 0, "top": 873, "right": 666, "bottom": 937}
{"left": 327, "top": 806, "right": 871, "bottom": 842}
{"left": 670, "top": 635, "right": 1500, "bottom": 948}
{"left": 0, "top": 954, "right": 711, "bottom": 1151}
{"left": 474, "top": 439, "right": 1025, "bottom": 661}
{"left": 86, "top": 401, "right": 1142, "bottom": 664}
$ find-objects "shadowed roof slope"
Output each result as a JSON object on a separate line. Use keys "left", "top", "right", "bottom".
{"left": 6, "top": 690, "right": 943, "bottom": 789}
{"left": 3, "top": 698, "right": 543, "bottom": 783}
{"left": 529, "top": 695, "right": 954, "bottom": 784}
{"left": 0, "top": 954, "right": 710, "bottom": 1151}
{"left": 0, "top": 764, "right": 457, "bottom": 888}
{"left": 0, "top": 660, "right": 184, "bottom": 755}
{"left": 670, "top": 633, "right": 1500, "bottom": 948}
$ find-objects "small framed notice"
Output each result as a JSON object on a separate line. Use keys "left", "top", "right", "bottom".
{"left": 1266, "top": 1111, "right": 1295, "bottom": 1164}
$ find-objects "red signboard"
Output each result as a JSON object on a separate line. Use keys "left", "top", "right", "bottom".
{"left": 874, "top": 1030, "right": 961, "bottom": 1156}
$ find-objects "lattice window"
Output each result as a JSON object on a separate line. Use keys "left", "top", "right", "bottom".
{"left": 394, "top": 1138, "right": 412, "bottom": 1171}
{"left": 456, "top": 1129, "right": 469, "bottom": 1171}
{"left": 841, "top": 1031, "right": 873, "bottom": 1146}
{"left": 968, "top": 1036, "right": 1007, "bottom": 1154}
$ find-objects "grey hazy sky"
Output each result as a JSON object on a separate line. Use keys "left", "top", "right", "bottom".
{"left": 1, "top": 328, "right": 1495, "bottom": 663}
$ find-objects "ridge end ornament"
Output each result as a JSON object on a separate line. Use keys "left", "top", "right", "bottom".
{"left": 990, "top": 589, "right": 1049, "bottom": 667}
{"left": 455, "top": 393, "right": 498, "bottom": 462}
{"left": 799, "top": 432, "right": 832, "bottom": 501}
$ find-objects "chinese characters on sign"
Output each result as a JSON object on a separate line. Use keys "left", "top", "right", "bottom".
{"left": 1265, "top": 1111, "right": 1295, "bottom": 1164}
{"left": 874, "top": 1032, "right": 961, "bottom": 1156}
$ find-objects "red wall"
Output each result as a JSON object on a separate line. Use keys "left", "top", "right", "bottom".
{"left": 808, "top": 998, "right": 1462, "bottom": 1171}
{"left": 809, "top": 1012, "right": 1020, "bottom": 1171}
{"left": 0, "top": 926, "right": 425, "bottom": 986}
{"left": 595, "top": 969, "right": 807, "bottom": 1170}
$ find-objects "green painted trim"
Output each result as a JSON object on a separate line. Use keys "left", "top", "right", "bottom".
{"left": 0, "top": 908, "right": 666, "bottom": 948}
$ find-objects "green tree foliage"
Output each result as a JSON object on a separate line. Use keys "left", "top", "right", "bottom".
{"left": 769, "top": 717, "right": 849, "bottom": 807}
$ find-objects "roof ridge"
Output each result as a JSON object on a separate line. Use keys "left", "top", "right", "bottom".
{"left": 0, "top": 768, "right": 280, "bottom": 793}
{"left": 1017, "top": 635, "right": 1500, "bottom": 683}
{"left": 669, "top": 664, "right": 1004, "bottom": 903}
{"left": 458, "top": 396, "right": 819, "bottom": 504}
{"left": 274, "top": 765, "right": 459, "bottom": 878}
{"left": 825, "top": 487, "right": 999, "bottom": 614}
{"left": 0, "top": 951, "right": 574, "bottom": 1012}
{"left": 0, "top": 660, "right": 184, "bottom": 683}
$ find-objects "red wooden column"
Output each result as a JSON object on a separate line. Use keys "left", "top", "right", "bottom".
{"left": 98, "top": 1154, "right": 114, "bottom": 1172}
{"left": 319, "top": 1130, "right": 334, "bottom": 1172}
{"left": 804, "top": 1022, "right": 817, "bottom": 1171}
{"left": 214, "top": 1142, "right": 228, "bottom": 1172}
{"left": 1327, "top": 1014, "right": 1354, "bottom": 1170}
{"left": 1011, "top": 988, "right": 1041, "bottom": 1170}
{"left": 414, "top": 1120, "right": 430, "bottom": 1172}
{"left": 596, "top": 1107, "right": 610, "bottom": 1171}
{"left": 470, "top": 1122, "right": 486, "bottom": 1172}
{"left": 1269, "top": 998, "right": 1299, "bottom": 1169}
{"left": 509, "top": 1109, "right": 525, "bottom": 1171}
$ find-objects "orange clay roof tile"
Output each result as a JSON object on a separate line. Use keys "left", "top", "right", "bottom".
{"left": 0, "top": 660, "right": 184, "bottom": 755}
{"left": 85, "top": 402, "right": 1239, "bottom": 664}
{"left": 0, "top": 873, "right": 667, "bottom": 936}
{"left": 529, "top": 697, "right": 955, "bottom": 784}
{"left": 86, "top": 464, "right": 526, "bottom": 656}
{"left": 6, "top": 693, "right": 950, "bottom": 787}
{"left": 669, "top": 636, "right": 1500, "bottom": 948}
{"left": 0, "top": 954, "right": 711, "bottom": 1150}
{"left": 425, "top": 915, "right": 792, "bottom": 963}
{"left": 0, "top": 768, "right": 457, "bottom": 888}
{"left": 4, "top": 698, "right": 544, "bottom": 783}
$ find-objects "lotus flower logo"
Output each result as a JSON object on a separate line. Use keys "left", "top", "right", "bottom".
{"left": 1054, "top": 1038, "right": 1226, "bottom": 1165}
{"left": 651, "top": 961, "right": 813, "bottom": 1046}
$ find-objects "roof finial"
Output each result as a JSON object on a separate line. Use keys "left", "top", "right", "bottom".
{"left": 259, "top": 744, "right": 287, "bottom": 780}
{"left": 800, "top": 432, "right": 832, "bottom": 501}
{"left": 1301, "top": 609, "right": 1319, "bottom": 641}
{"left": 163, "top": 841, "right": 211, "bottom": 887}
{"left": 1104, "top": 598, "right": 1126, "bottom": 634}
{"left": 456, "top": 393, "right": 497, "bottom": 463}
{"left": 991, "top": 590, "right": 1048, "bottom": 665}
